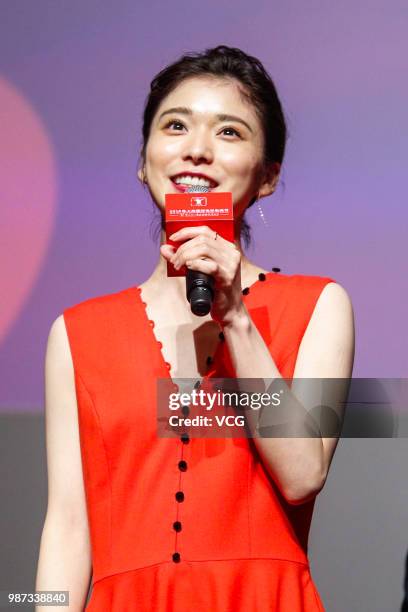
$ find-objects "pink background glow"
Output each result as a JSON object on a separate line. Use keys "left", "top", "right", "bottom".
{"left": 0, "top": 76, "right": 57, "bottom": 346}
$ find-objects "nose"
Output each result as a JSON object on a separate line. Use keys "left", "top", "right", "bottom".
{"left": 182, "top": 127, "right": 214, "bottom": 165}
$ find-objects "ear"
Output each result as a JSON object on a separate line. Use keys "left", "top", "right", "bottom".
{"left": 137, "top": 166, "right": 146, "bottom": 183}
{"left": 257, "top": 162, "right": 281, "bottom": 199}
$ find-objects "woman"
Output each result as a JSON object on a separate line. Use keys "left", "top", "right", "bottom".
{"left": 36, "top": 46, "right": 354, "bottom": 611}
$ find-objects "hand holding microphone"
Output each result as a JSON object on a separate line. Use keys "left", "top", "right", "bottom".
{"left": 162, "top": 190, "right": 244, "bottom": 325}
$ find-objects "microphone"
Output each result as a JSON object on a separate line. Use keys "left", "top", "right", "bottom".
{"left": 186, "top": 185, "right": 214, "bottom": 316}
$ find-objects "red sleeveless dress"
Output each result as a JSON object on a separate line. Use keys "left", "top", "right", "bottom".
{"left": 63, "top": 271, "right": 335, "bottom": 611}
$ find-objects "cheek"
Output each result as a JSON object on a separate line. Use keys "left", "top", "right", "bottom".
{"left": 222, "top": 150, "right": 261, "bottom": 184}
{"left": 147, "top": 138, "right": 181, "bottom": 172}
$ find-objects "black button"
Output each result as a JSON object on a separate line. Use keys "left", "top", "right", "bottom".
{"left": 173, "top": 521, "right": 182, "bottom": 532}
{"left": 218, "top": 331, "right": 225, "bottom": 341}
{"left": 272, "top": 267, "right": 281, "bottom": 273}
{"left": 242, "top": 287, "right": 250, "bottom": 295}
{"left": 172, "top": 552, "right": 181, "bottom": 563}
{"left": 178, "top": 460, "right": 188, "bottom": 472}
{"left": 194, "top": 380, "right": 201, "bottom": 389}
{"left": 175, "top": 491, "right": 184, "bottom": 502}
{"left": 206, "top": 355, "right": 213, "bottom": 365}
{"left": 180, "top": 433, "right": 190, "bottom": 444}
{"left": 258, "top": 272, "right": 266, "bottom": 281}
{"left": 182, "top": 405, "right": 190, "bottom": 417}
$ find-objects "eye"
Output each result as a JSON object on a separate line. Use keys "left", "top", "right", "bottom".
{"left": 163, "top": 119, "right": 186, "bottom": 132}
{"left": 220, "top": 126, "right": 242, "bottom": 138}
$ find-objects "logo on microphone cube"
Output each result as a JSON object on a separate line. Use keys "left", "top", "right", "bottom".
{"left": 190, "top": 196, "right": 208, "bottom": 207}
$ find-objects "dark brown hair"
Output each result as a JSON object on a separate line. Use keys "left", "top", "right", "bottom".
{"left": 140, "top": 45, "right": 287, "bottom": 248}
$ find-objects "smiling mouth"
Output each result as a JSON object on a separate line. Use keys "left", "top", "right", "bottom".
{"left": 171, "top": 174, "right": 218, "bottom": 189}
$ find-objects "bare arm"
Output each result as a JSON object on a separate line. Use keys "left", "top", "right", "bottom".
{"left": 35, "top": 315, "right": 92, "bottom": 611}
{"left": 222, "top": 282, "right": 355, "bottom": 504}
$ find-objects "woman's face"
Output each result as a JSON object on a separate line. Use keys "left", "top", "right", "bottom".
{"left": 141, "top": 76, "right": 274, "bottom": 218}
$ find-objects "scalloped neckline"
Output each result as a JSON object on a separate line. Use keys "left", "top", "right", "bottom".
{"left": 134, "top": 271, "right": 275, "bottom": 388}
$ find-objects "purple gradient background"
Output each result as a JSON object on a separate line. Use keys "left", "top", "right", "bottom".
{"left": 1, "top": 1, "right": 407, "bottom": 412}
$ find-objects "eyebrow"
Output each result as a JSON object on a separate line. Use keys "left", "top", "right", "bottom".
{"left": 158, "top": 106, "right": 253, "bottom": 133}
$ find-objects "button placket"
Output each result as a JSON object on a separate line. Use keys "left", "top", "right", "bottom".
{"left": 178, "top": 460, "right": 188, "bottom": 472}
{"left": 172, "top": 552, "right": 181, "bottom": 563}
{"left": 137, "top": 286, "right": 217, "bottom": 563}
{"left": 180, "top": 432, "right": 190, "bottom": 444}
{"left": 169, "top": 340, "right": 227, "bottom": 563}
{"left": 173, "top": 432, "right": 189, "bottom": 562}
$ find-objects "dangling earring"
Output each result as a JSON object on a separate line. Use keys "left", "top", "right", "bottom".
{"left": 256, "top": 196, "right": 269, "bottom": 228}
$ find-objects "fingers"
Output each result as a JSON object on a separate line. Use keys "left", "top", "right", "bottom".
{"left": 163, "top": 226, "right": 241, "bottom": 285}
{"left": 169, "top": 225, "right": 220, "bottom": 243}
{"left": 184, "top": 258, "right": 219, "bottom": 275}
{"left": 160, "top": 244, "right": 176, "bottom": 260}
{"left": 171, "top": 241, "right": 218, "bottom": 270}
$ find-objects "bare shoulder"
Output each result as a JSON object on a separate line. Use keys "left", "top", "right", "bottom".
{"left": 317, "top": 280, "right": 353, "bottom": 306}
{"left": 46, "top": 315, "right": 73, "bottom": 370}
{"left": 314, "top": 282, "right": 355, "bottom": 351}
{"left": 45, "top": 314, "right": 77, "bottom": 396}
{"left": 293, "top": 281, "right": 355, "bottom": 379}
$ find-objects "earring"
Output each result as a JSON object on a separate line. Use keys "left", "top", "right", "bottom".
{"left": 256, "top": 196, "right": 269, "bottom": 228}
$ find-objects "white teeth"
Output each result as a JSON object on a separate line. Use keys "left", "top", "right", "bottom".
{"left": 174, "top": 175, "right": 212, "bottom": 187}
